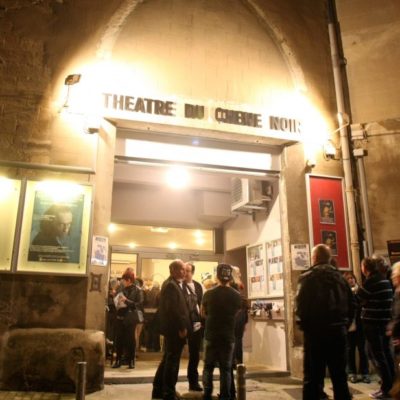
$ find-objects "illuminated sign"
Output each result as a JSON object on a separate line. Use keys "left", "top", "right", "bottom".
{"left": 102, "top": 93, "right": 302, "bottom": 141}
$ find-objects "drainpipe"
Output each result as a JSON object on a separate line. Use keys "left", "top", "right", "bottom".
{"left": 353, "top": 147, "right": 374, "bottom": 256}
{"left": 327, "top": 0, "right": 361, "bottom": 281}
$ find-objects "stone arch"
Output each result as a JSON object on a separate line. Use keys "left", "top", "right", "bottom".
{"left": 95, "top": 0, "right": 307, "bottom": 93}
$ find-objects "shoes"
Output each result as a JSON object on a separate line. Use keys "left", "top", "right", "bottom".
{"left": 128, "top": 361, "right": 135, "bottom": 369}
{"left": 369, "top": 389, "right": 391, "bottom": 399}
{"left": 189, "top": 384, "right": 203, "bottom": 392}
{"left": 112, "top": 361, "right": 121, "bottom": 368}
{"left": 349, "top": 374, "right": 358, "bottom": 383}
{"left": 362, "top": 375, "right": 371, "bottom": 384}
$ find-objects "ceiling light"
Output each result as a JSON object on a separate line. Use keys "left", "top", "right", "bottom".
{"left": 128, "top": 242, "right": 136, "bottom": 249}
{"left": 150, "top": 227, "right": 169, "bottom": 233}
{"left": 168, "top": 242, "right": 177, "bottom": 250}
{"left": 108, "top": 223, "right": 117, "bottom": 233}
{"left": 165, "top": 166, "right": 189, "bottom": 189}
{"left": 194, "top": 230, "right": 203, "bottom": 239}
{"left": 196, "top": 238, "right": 205, "bottom": 246}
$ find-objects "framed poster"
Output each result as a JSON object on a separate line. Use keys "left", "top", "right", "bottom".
{"left": 17, "top": 180, "right": 92, "bottom": 275}
{"left": 246, "top": 243, "right": 267, "bottom": 299}
{"left": 0, "top": 178, "right": 21, "bottom": 271}
{"left": 306, "top": 174, "right": 350, "bottom": 269}
{"left": 266, "top": 239, "right": 284, "bottom": 297}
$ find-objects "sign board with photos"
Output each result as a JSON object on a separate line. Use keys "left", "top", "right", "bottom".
{"left": 17, "top": 180, "right": 93, "bottom": 275}
{"left": 306, "top": 174, "right": 350, "bottom": 269}
{"left": 0, "top": 178, "right": 22, "bottom": 271}
{"left": 266, "top": 239, "right": 284, "bottom": 297}
{"left": 246, "top": 243, "right": 267, "bottom": 299}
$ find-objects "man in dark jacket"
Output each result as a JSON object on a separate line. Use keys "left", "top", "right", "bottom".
{"left": 296, "top": 244, "right": 354, "bottom": 400}
{"left": 152, "top": 259, "right": 191, "bottom": 400}
{"left": 202, "top": 264, "right": 241, "bottom": 400}
{"left": 184, "top": 262, "right": 204, "bottom": 392}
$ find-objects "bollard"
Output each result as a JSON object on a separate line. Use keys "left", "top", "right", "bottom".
{"left": 76, "top": 361, "right": 87, "bottom": 400}
{"left": 236, "top": 364, "right": 246, "bottom": 400}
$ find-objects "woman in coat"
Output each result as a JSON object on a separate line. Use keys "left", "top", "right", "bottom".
{"left": 113, "top": 270, "right": 143, "bottom": 369}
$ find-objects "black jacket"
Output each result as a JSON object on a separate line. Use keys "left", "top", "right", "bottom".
{"left": 116, "top": 284, "right": 143, "bottom": 318}
{"left": 296, "top": 263, "right": 354, "bottom": 332}
{"left": 159, "top": 278, "right": 191, "bottom": 337}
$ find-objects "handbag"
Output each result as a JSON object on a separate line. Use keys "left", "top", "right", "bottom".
{"left": 123, "top": 309, "right": 144, "bottom": 326}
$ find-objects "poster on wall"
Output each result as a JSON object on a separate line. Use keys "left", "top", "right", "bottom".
{"left": 17, "top": 180, "right": 92, "bottom": 275}
{"left": 246, "top": 243, "right": 267, "bottom": 299}
{"left": 319, "top": 199, "right": 335, "bottom": 224}
{"left": 0, "top": 178, "right": 21, "bottom": 271}
{"left": 306, "top": 175, "right": 350, "bottom": 269}
{"left": 266, "top": 239, "right": 284, "bottom": 297}
{"left": 291, "top": 243, "right": 311, "bottom": 270}
{"left": 91, "top": 236, "right": 109, "bottom": 267}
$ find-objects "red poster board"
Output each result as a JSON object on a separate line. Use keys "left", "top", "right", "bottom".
{"left": 307, "top": 175, "right": 350, "bottom": 269}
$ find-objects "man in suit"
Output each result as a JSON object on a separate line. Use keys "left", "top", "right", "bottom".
{"left": 184, "top": 262, "right": 204, "bottom": 391}
{"left": 152, "top": 260, "right": 191, "bottom": 400}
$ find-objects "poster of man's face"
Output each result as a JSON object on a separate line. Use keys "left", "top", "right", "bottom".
{"left": 28, "top": 191, "right": 84, "bottom": 263}
{"left": 319, "top": 199, "right": 335, "bottom": 224}
{"left": 321, "top": 230, "right": 338, "bottom": 255}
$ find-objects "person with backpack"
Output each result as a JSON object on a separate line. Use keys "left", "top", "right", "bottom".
{"left": 296, "top": 244, "right": 354, "bottom": 400}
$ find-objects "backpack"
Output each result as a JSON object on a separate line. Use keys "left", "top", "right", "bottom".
{"left": 296, "top": 264, "right": 352, "bottom": 330}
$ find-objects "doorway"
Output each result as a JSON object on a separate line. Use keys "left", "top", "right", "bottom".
{"left": 106, "top": 129, "right": 288, "bottom": 375}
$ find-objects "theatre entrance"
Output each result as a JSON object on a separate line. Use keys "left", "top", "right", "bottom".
{"left": 105, "top": 129, "right": 289, "bottom": 379}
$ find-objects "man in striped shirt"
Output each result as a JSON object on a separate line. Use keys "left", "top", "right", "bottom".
{"left": 357, "top": 256, "right": 395, "bottom": 399}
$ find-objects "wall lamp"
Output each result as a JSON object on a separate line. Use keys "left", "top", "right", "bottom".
{"left": 323, "top": 139, "right": 340, "bottom": 161}
{"left": 61, "top": 73, "right": 81, "bottom": 109}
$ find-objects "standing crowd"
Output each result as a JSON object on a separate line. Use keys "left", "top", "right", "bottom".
{"left": 106, "top": 260, "right": 248, "bottom": 400}
{"left": 296, "top": 244, "right": 400, "bottom": 400}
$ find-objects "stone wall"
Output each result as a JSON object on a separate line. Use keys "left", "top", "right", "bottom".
{"left": 336, "top": 0, "right": 400, "bottom": 252}
{"left": 0, "top": 0, "right": 350, "bottom": 386}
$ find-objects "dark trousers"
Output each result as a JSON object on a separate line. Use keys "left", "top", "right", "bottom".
{"left": 203, "top": 340, "right": 235, "bottom": 400}
{"left": 303, "top": 328, "right": 352, "bottom": 400}
{"left": 187, "top": 329, "right": 202, "bottom": 386}
{"left": 114, "top": 319, "right": 136, "bottom": 363}
{"left": 348, "top": 328, "right": 369, "bottom": 375}
{"left": 364, "top": 322, "right": 395, "bottom": 394}
{"left": 153, "top": 334, "right": 186, "bottom": 400}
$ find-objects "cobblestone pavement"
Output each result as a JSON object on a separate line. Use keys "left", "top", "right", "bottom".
{"left": 0, "top": 377, "right": 383, "bottom": 400}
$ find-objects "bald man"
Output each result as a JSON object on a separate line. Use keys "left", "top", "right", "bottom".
{"left": 296, "top": 244, "right": 354, "bottom": 400}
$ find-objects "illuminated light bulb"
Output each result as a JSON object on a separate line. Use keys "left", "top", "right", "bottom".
{"left": 108, "top": 223, "right": 116, "bottom": 233}
{"left": 194, "top": 230, "right": 203, "bottom": 239}
{"left": 168, "top": 242, "right": 177, "bottom": 250}
{"left": 128, "top": 242, "right": 136, "bottom": 249}
{"left": 165, "top": 166, "right": 189, "bottom": 189}
{"left": 196, "top": 238, "right": 205, "bottom": 246}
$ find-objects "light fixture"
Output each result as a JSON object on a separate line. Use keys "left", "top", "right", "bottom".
{"left": 168, "top": 242, "right": 177, "bottom": 250}
{"left": 0, "top": 177, "right": 14, "bottom": 200}
{"left": 165, "top": 166, "right": 189, "bottom": 189}
{"left": 62, "top": 73, "right": 82, "bottom": 109}
{"left": 108, "top": 223, "right": 117, "bottom": 233}
{"left": 323, "top": 140, "right": 339, "bottom": 161}
{"left": 150, "top": 227, "right": 169, "bottom": 233}
{"left": 128, "top": 242, "right": 136, "bottom": 249}
{"left": 306, "top": 157, "right": 316, "bottom": 168}
{"left": 196, "top": 238, "right": 205, "bottom": 246}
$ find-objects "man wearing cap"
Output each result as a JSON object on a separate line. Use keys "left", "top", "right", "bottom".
{"left": 201, "top": 264, "right": 242, "bottom": 400}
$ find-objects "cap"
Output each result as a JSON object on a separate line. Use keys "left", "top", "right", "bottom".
{"left": 217, "top": 263, "right": 233, "bottom": 282}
